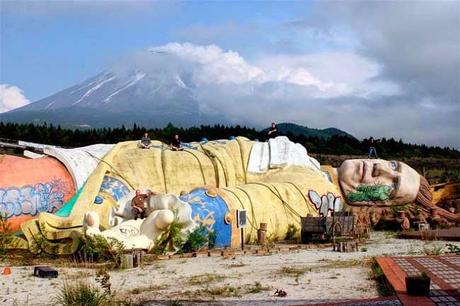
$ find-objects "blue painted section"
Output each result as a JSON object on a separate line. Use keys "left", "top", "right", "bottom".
{"left": 180, "top": 188, "right": 232, "bottom": 248}
{"left": 0, "top": 180, "right": 67, "bottom": 219}
{"left": 54, "top": 176, "right": 129, "bottom": 218}
{"left": 99, "top": 176, "right": 130, "bottom": 202}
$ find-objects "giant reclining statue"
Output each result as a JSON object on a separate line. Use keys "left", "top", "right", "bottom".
{"left": 1, "top": 136, "right": 458, "bottom": 254}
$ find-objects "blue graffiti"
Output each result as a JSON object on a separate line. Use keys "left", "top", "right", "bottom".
{"left": 0, "top": 179, "right": 67, "bottom": 219}
{"left": 99, "top": 176, "right": 130, "bottom": 202}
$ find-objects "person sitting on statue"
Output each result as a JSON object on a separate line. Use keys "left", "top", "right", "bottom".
{"left": 170, "top": 134, "right": 183, "bottom": 151}
{"left": 139, "top": 132, "right": 152, "bottom": 149}
{"left": 131, "top": 190, "right": 147, "bottom": 220}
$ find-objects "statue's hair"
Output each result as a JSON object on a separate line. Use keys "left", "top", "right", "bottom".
{"left": 415, "top": 176, "right": 432, "bottom": 208}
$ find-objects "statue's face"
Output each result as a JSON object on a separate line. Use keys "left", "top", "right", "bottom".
{"left": 337, "top": 159, "right": 420, "bottom": 206}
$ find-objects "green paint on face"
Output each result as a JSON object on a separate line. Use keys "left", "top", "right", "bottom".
{"left": 347, "top": 184, "right": 392, "bottom": 202}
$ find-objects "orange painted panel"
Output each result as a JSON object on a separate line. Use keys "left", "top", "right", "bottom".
{"left": 0, "top": 155, "right": 75, "bottom": 232}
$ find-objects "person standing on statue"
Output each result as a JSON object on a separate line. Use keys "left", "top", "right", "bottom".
{"left": 267, "top": 122, "right": 279, "bottom": 139}
{"left": 368, "top": 137, "right": 379, "bottom": 159}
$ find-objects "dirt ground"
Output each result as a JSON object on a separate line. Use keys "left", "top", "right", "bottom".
{"left": 1, "top": 232, "right": 459, "bottom": 306}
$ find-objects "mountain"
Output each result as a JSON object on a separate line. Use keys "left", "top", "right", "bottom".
{"left": 0, "top": 70, "right": 224, "bottom": 128}
{"left": 0, "top": 70, "right": 353, "bottom": 141}
{"left": 272, "top": 122, "right": 356, "bottom": 140}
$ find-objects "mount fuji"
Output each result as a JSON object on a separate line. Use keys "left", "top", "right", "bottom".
{"left": 1, "top": 69, "right": 223, "bottom": 128}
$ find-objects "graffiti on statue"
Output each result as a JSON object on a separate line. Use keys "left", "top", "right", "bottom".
{"left": 308, "top": 190, "right": 343, "bottom": 216}
{"left": 0, "top": 179, "right": 69, "bottom": 219}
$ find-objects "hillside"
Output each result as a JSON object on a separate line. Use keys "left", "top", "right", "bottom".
{"left": 272, "top": 122, "right": 355, "bottom": 140}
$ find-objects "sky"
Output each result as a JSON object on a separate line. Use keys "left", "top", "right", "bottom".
{"left": 0, "top": 1, "right": 459, "bottom": 149}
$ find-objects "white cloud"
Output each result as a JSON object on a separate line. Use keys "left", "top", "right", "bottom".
{"left": 106, "top": 41, "right": 457, "bottom": 148}
{"left": 145, "top": 42, "right": 399, "bottom": 99}
{"left": 0, "top": 84, "right": 30, "bottom": 113}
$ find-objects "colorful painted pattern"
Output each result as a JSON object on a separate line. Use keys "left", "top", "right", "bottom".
{"left": 99, "top": 176, "right": 130, "bottom": 202}
{"left": 180, "top": 188, "right": 232, "bottom": 248}
{"left": 0, "top": 179, "right": 67, "bottom": 219}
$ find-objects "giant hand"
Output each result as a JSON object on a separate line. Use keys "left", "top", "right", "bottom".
{"left": 83, "top": 193, "right": 196, "bottom": 251}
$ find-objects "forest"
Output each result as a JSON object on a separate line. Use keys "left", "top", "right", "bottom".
{"left": 0, "top": 121, "right": 459, "bottom": 159}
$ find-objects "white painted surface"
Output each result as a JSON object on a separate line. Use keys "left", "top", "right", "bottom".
{"left": 43, "top": 144, "right": 114, "bottom": 189}
{"left": 248, "top": 136, "right": 320, "bottom": 173}
{"left": 18, "top": 140, "right": 56, "bottom": 150}
{"left": 23, "top": 150, "right": 45, "bottom": 159}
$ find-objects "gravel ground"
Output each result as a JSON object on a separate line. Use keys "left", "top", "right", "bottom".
{"left": 1, "top": 232, "right": 459, "bottom": 306}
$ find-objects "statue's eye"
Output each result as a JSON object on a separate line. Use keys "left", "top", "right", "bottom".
{"left": 389, "top": 161, "right": 398, "bottom": 171}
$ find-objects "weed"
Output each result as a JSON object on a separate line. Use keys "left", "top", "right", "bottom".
{"left": 151, "top": 216, "right": 184, "bottom": 255}
{"left": 187, "top": 273, "right": 225, "bottom": 285}
{"left": 77, "top": 235, "right": 125, "bottom": 268}
{"left": 0, "top": 213, "right": 13, "bottom": 257}
{"left": 129, "top": 283, "right": 168, "bottom": 295}
{"left": 245, "top": 281, "right": 270, "bottom": 293}
{"left": 368, "top": 257, "right": 394, "bottom": 296}
{"left": 279, "top": 265, "right": 310, "bottom": 284}
{"left": 320, "top": 259, "right": 362, "bottom": 269}
{"left": 192, "top": 285, "right": 241, "bottom": 298}
{"left": 53, "top": 278, "right": 109, "bottom": 306}
{"left": 280, "top": 266, "right": 310, "bottom": 276}
{"left": 383, "top": 231, "right": 399, "bottom": 239}
{"left": 423, "top": 243, "right": 444, "bottom": 255}
{"left": 446, "top": 243, "right": 460, "bottom": 254}
{"left": 285, "top": 224, "right": 298, "bottom": 241}
{"left": 95, "top": 268, "right": 111, "bottom": 295}
{"left": 181, "top": 225, "right": 214, "bottom": 253}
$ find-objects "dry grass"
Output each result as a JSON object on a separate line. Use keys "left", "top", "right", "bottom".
{"left": 245, "top": 281, "right": 271, "bottom": 294}
{"left": 183, "top": 281, "right": 271, "bottom": 298}
{"left": 319, "top": 259, "right": 364, "bottom": 269}
{"left": 129, "top": 283, "right": 169, "bottom": 295}
{"left": 279, "top": 265, "right": 311, "bottom": 276}
{"left": 187, "top": 273, "right": 226, "bottom": 285}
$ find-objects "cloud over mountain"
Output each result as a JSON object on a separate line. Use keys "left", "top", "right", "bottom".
{"left": 0, "top": 84, "right": 30, "bottom": 113}
{"left": 120, "top": 43, "right": 400, "bottom": 122}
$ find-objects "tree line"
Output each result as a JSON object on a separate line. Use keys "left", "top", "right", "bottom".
{"left": 0, "top": 121, "right": 459, "bottom": 159}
